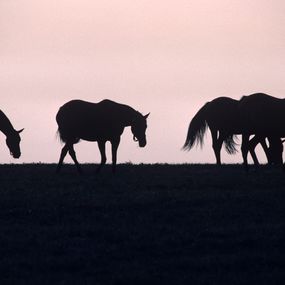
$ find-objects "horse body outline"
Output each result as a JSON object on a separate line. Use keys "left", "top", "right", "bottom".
{"left": 0, "top": 109, "right": 23, "bottom": 159}
{"left": 56, "top": 99, "right": 149, "bottom": 173}
{"left": 182, "top": 96, "right": 274, "bottom": 166}
{"left": 239, "top": 93, "right": 285, "bottom": 169}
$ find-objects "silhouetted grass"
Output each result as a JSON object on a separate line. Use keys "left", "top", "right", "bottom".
{"left": 0, "top": 163, "right": 284, "bottom": 284}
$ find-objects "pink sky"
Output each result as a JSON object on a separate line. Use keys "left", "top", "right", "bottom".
{"left": 1, "top": 1, "right": 285, "bottom": 164}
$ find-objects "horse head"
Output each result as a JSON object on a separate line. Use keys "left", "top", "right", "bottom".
{"left": 6, "top": 128, "right": 24, "bottom": 159}
{"left": 131, "top": 113, "right": 149, "bottom": 147}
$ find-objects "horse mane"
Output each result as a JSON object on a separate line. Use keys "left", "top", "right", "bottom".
{"left": 240, "top": 93, "right": 273, "bottom": 102}
{"left": 0, "top": 109, "right": 15, "bottom": 135}
{"left": 100, "top": 99, "right": 142, "bottom": 118}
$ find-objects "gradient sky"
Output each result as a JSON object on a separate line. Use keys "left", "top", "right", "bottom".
{"left": 1, "top": 0, "right": 285, "bottom": 164}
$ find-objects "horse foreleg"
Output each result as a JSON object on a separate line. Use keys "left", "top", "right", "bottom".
{"left": 68, "top": 145, "right": 82, "bottom": 174}
{"left": 97, "top": 140, "right": 106, "bottom": 173}
{"left": 111, "top": 137, "right": 120, "bottom": 173}
{"left": 267, "top": 137, "right": 283, "bottom": 166}
{"left": 241, "top": 134, "right": 250, "bottom": 171}
{"left": 56, "top": 144, "right": 69, "bottom": 173}
{"left": 211, "top": 129, "right": 222, "bottom": 165}
{"left": 248, "top": 135, "right": 262, "bottom": 167}
{"left": 259, "top": 137, "right": 270, "bottom": 164}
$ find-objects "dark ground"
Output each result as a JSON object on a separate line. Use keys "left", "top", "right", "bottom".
{"left": 0, "top": 163, "right": 284, "bottom": 285}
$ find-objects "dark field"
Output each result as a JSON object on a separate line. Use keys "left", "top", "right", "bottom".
{"left": 0, "top": 164, "right": 284, "bottom": 285}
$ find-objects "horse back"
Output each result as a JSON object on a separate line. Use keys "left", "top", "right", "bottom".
{"left": 57, "top": 99, "right": 125, "bottom": 122}
{"left": 56, "top": 99, "right": 127, "bottom": 141}
{"left": 239, "top": 93, "right": 285, "bottom": 115}
{"left": 239, "top": 93, "right": 285, "bottom": 135}
{"left": 206, "top": 97, "right": 241, "bottom": 133}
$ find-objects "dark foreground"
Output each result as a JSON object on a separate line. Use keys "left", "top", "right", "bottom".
{"left": 0, "top": 164, "right": 284, "bottom": 285}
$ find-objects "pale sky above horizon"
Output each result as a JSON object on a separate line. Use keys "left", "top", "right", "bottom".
{"left": 1, "top": 1, "right": 285, "bottom": 164}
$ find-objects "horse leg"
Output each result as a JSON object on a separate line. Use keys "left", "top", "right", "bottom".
{"left": 241, "top": 134, "right": 250, "bottom": 171}
{"left": 96, "top": 140, "right": 106, "bottom": 173}
{"left": 56, "top": 143, "right": 69, "bottom": 173}
{"left": 259, "top": 137, "right": 270, "bottom": 164}
{"left": 111, "top": 137, "right": 120, "bottom": 173}
{"left": 268, "top": 137, "right": 283, "bottom": 166}
{"left": 248, "top": 135, "right": 262, "bottom": 167}
{"left": 210, "top": 129, "right": 221, "bottom": 165}
{"left": 68, "top": 144, "right": 82, "bottom": 174}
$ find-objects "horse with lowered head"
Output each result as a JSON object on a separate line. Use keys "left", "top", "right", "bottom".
{"left": 56, "top": 99, "right": 149, "bottom": 173}
{"left": 182, "top": 96, "right": 273, "bottom": 165}
{"left": 238, "top": 93, "right": 285, "bottom": 169}
{"left": 0, "top": 109, "right": 23, "bottom": 159}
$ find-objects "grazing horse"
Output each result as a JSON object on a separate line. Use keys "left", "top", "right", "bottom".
{"left": 182, "top": 96, "right": 271, "bottom": 165}
{"left": 0, "top": 110, "right": 23, "bottom": 159}
{"left": 56, "top": 99, "right": 149, "bottom": 173}
{"left": 267, "top": 137, "right": 284, "bottom": 165}
{"left": 238, "top": 93, "right": 285, "bottom": 169}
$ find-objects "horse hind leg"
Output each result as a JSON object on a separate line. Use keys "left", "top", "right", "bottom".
{"left": 56, "top": 143, "right": 69, "bottom": 173}
{"left": 56, "top": 143, "right": 82, "bottom": 174}
{"left": 211, "top": 129, "right": 222, "bottom": 165}
{"left": 68, "top": 145, "right": 82, "bottom": 174}
{"left": 248, "top": 135, "right": 262, "bottom": 167}
{"left": 241, "top": 134, "right": 250, "bottom": 172}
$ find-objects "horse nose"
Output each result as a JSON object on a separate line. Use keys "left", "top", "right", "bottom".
{"left": 13, "top": 153, "right": 21, "bottom": 159}
{"left": 139, "top": 140, "right": 146, "bottom": 147}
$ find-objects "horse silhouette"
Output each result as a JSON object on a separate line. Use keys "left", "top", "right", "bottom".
{"left": 267, "top": 137, "right": 284, "bottom": 165}
{"left": 56, "top": 99, "right": 149, "bottom": 173}
{"left": 182, "top": 96, "right": 272, "bottom": 165}
{"left": 0, "top": 110, "right": 23, "bottom": 159}
{"left": 238, "top": 93, "right": 285, "bottom": 169}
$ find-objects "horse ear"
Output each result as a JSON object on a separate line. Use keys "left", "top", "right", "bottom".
{"left": 144, "top": 113, "right": 150, "bottom": 119}
{"left": 17, "top": 128, "right": 24, "bottom": 134}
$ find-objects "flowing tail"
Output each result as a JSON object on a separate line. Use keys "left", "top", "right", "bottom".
{"left": 56, "top": 128, "right": 65, "bottom": 143}
{"left": 224, "top": 135, "right": 239, "bottom": 154}
{"left": 183, "top": 102, "right": 209, "bottom": 150}
{"left": 56, "top": 109, "right": 80, "bottom": 144}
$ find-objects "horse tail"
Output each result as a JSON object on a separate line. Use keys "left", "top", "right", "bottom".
{"left": 183, "top": 102, "right": 209, "bottom": 150}
{"left": 224, "top": 135, "right": 239, "bottom": 154}
{"left": 56, "top": 107, "right": 80, "bottom": 145}
{"left": 55, "top": 107, "right": 64, "bottom": 144}
{"left": 56, "top": 127, "right": 66, "bottom": 143}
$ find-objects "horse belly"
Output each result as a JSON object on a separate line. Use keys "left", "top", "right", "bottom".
{"left": 77, "top": 127, "right": 107, "bottom": 141}
{"left": 78, "top": 124, "right": 123, "bottom": 142}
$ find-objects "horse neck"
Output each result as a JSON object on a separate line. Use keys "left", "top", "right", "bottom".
{"left": 0, "top": 110, "right": 15, "bottom": 137}
{"left": 120, "top": 105, "right": 139, "bottom": 126}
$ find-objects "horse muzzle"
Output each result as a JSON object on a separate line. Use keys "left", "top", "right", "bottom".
{"left": 11, "top": 152, "right": 21, "bottom": 159}
{"left": 139, "top": 140, "right": 146, "bottom": 148}
{"left": 133, "top": 135, "right": 146, "bottom": 147}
